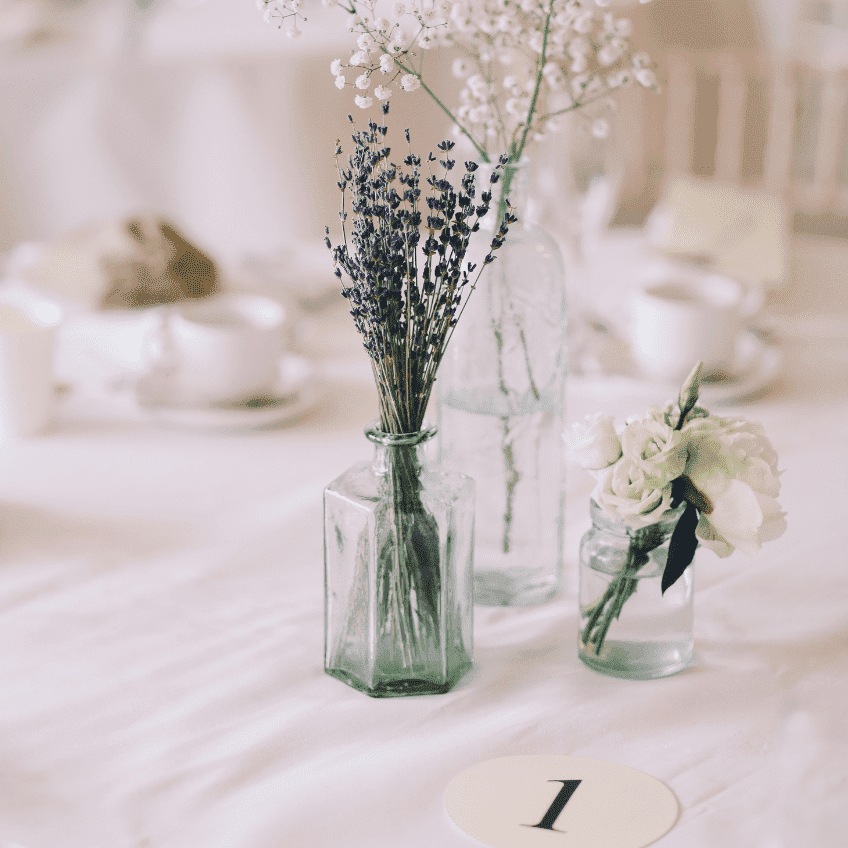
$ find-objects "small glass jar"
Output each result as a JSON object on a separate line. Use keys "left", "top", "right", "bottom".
{"left": 324, "top": 423, "right": 475, "bottom": 697}
{"left": 578, "top": 499, "right": 694, "bottom": 679}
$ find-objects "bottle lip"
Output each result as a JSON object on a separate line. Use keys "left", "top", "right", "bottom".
{"left": 364, "top": 421, "right": 438, "bottom": 446}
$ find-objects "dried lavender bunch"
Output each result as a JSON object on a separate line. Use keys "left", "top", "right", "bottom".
{"left": 326, "top": 102, "right": 515, "bottom": 435}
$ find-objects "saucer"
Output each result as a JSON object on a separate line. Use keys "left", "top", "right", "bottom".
{"left": 135, "top": 354, "right": 321, "bottom": 430}
{"left": 635, "top": 330, "right": 781, "bottom": 405}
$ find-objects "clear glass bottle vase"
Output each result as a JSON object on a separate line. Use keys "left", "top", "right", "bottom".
{"left": 436, "top": 159, "right": 567, "bottom": 606}
{"left": 324, "top": 423, "right": 474, "bottom": 697}
{"left": 578, "top": 500, "right": 695, "bottom": 679}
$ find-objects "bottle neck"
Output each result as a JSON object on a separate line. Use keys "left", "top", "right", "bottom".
{"left": 366, "top": 422, "right": 436, "bottom": 475}
{"left": 475, "top": 158, "right": 529, "bottom": 230}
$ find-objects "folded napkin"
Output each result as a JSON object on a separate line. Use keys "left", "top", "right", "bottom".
{"left": 646, "top": 177, "right": 789, "bottom": 289}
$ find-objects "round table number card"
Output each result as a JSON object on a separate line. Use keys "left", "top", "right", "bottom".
{"left": 444, "top": 755, "right": 678, "bottom": 848}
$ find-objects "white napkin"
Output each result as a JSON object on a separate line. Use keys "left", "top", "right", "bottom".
{"left": 646, "top": 177, "right": 789, "bottom": 289}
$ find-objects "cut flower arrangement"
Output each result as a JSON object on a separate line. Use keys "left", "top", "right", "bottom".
{"left": 258, "top": 0, "right": 660, "bottom": 610}
{"left": 565, "top": 363, "right": 787, "bottom": 658}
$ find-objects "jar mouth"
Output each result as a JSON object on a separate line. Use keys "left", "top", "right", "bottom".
{"left": 365, "top": 421, "right": 438, "bottom": 446}
{"left": 589, "top": 499, "right": 686, "bottom": 535}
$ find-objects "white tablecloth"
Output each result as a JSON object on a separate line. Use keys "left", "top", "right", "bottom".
{"left": 0, "top": 234, "right": 846, "bottom": 848}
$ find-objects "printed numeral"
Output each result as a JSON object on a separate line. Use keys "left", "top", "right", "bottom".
{"left": 525, "top": 779, "right": 582, "bottom": 832}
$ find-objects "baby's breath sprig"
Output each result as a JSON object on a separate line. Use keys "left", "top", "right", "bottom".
{"left": 326, "top": 103, "right": 515, "bottom": 434}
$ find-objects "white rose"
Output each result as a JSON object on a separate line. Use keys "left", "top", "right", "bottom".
{"left": 564, "top": 413, "right": 622, "bottom": 470}
{"left": 682, "top": 416, "right": 785, "bottom": 557}
{"left": 594, "top": 459, "right": 673, "bottom": 529}
{"left": 619, "top": 417, "right": 687, "bottom": 487}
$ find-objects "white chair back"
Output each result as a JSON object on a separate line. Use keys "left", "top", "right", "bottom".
{"left": 663, "top": 49, "right": 848, "bottom": 215}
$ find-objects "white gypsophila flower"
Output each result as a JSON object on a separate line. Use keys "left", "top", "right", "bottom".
{"left": 619, "top": 417, "right": 687, "bottom": 488}
{"left": 330, "top": 59, "right": 343, "bottom": 76}
{"left": 635, "top": 67, "right": 657, "bottom": 88}
{"left": 379, "top": 54, "right": 394, "bottom": 73}
{"left": 354, "top": 94, "right": 373, "bottom": 108}
{"left": 452, "top": 58, "right": 472, "bottom": 78}
{"left": 468, "top": 104, "right": 491, "bottom": 123}
{"left": 564, "top": 413, "right": 622, "bottom": 470}
{"left": 467, "top": 73, "right": 487, "bottom": 98}
{"left": 349, "top": 50, "right": 367, "bottom": 66}
{"left": 374, "top": 16, "right": 390, "bottom": 30}
{"left": 594, "top": 460, "right": 674, "bottom": 529}
{"left": 400, "top": 74, "right": 421, "bottom": 91}
{"left": 335, "top": 75, "right": 346, "bottom": 89}
{"left": 286, "top": 25, "right": 301, "bottom": 37}
{"left": 591, "top": 118, "right": 610, "bottom": 139}
{"left": 374, "top": 84, "right": 393, "bottom": 100}
{"left": 392, "top": 2, "right": 405, "bottom": 16}
{"left": 355, "top": 73, "right": 371, "bottom": 90}
{"left": 357, "top": 32, "right": 373, "bottom": 50}
{"left": 598, "top": 44, "right": 622, "bottom": 66}
{"left": 681, "top": 416, "right": 785, "bottom": 558}
{"left": 263, "top": 9, "right": 272, "bottom": 22}
{"left": 322, "top": 0, "right": 338, "bottom": 6}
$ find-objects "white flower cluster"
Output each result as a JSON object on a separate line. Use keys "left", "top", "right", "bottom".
{"left": 256, "top": 0, "right": 306, "bottom": 38}
{"left": 260, "top": 0, "right": 657, "bottom": 161}
{"left": 565, "top": 406, "right": 786, "bottom": 558}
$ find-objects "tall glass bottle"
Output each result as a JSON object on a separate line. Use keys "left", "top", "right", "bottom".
{"left": 437, "top": 159, "right": 567, "bottom": 606}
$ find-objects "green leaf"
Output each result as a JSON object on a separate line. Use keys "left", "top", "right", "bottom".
{"left": 662, "top": 501, "right": 699, "bottom": 594}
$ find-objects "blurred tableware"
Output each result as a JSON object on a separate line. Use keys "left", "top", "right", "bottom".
{"left": 630, "top": 270, "right": 763, "bottom": 384}
{"left": 542, "top": 107, "right": 624, "bottom": 375}
{"left": 559, "top": 108, "right": 624, "bottom": 260}
{"left": 136, "top": 353, "right": 320, "bottom": 430}
{"left": 0, "top": 299, "right": 61, "bottom": 437}
{"left": 146, "top": 293, "right": 285, "bottom": 406}
{"left": 240, "top": 245, "right": 340, "bottom": 314}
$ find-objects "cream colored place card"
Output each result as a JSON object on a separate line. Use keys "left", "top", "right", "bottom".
{"left": 445, "top": 755, "right": 678, "bottom": 848}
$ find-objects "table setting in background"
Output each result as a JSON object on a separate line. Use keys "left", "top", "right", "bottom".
{"left": 0, "top": 1, "right": 847, "bottom": 847}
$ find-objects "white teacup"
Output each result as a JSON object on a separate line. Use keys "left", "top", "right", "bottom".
{"left": 0, "top": 300, "right": 62, "bottom": 437}
{"left": 630, "top": 271, "right": 761, "bottom": 383}
{"left": 151, "top": 293, "right": 285, "bottom": 405}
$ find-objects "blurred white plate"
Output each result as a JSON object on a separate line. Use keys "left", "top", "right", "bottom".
{"left": 135, "top": 354, "right": 321, "bottom": 430}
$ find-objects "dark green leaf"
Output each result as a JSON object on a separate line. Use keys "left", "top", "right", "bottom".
{"left": 662, "top": 502, "right": 699, "bottom": 594}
